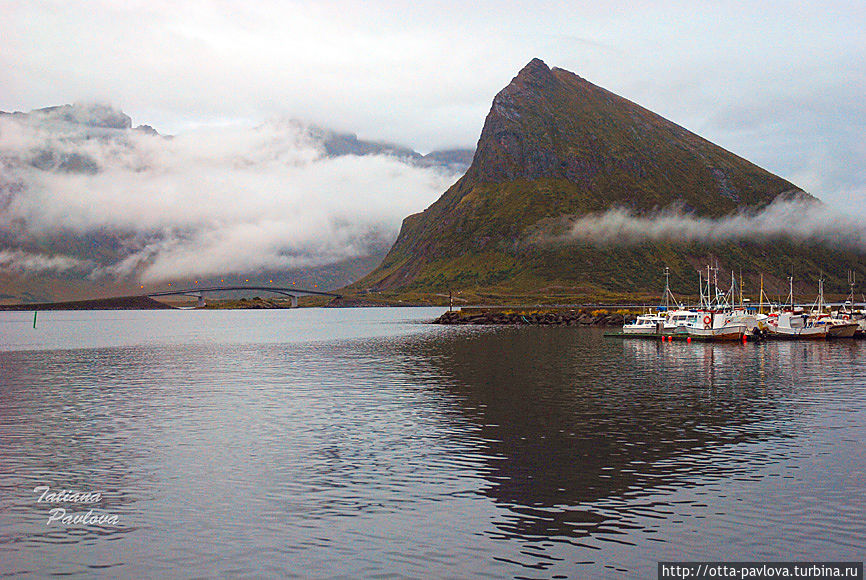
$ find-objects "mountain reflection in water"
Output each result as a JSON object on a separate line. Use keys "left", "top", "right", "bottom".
{"left": 396, "top": 329, "right": 796, "bottom": 543}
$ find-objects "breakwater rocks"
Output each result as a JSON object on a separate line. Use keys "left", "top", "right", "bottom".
{"left": 432, "top": 307, "right": 632, "bottom": 326}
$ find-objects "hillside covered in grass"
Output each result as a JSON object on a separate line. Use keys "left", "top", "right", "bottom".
{"left": 352, "top": 59, "right": 864, "bottom": 303}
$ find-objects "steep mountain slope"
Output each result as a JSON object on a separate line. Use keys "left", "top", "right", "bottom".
{"left": 354, "top": 59, "right": 863, "bottom": 301}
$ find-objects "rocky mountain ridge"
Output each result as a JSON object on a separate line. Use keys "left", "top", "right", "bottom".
{"left": 352, "top": 59, "right": 863, "bottom": 302}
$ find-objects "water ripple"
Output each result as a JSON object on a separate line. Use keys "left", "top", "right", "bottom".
{"left": 0, "top": 311, "right": 864, "bottom": 577}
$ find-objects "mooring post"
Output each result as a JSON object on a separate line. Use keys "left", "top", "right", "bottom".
{"left": 291, "top": 295, "right": 298, "bottom": 308}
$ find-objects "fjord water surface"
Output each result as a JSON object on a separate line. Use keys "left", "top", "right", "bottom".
{"left": 1, "top": 308, "right": 864, "bottom": 578}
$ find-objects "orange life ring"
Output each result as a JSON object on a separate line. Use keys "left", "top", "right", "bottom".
{"left": 842, "top": 314, "right": 850, "bottom": 320}
{"left": 703, "top": 315, "right": 711, "bottom": 326}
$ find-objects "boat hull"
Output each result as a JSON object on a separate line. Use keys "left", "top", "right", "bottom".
{"left": 622, "top": 326, "right": 658, "bottom": 334}
{"left": 686, "top": 324, "right": 747, "bottom": 341}
{"left": 765, "top": 326, "right": 828, "bottom": 340}
{"left": 827, "top": 323, "right": 859, "bottom": 338}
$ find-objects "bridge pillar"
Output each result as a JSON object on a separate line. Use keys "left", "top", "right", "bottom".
{"left": 291, "top": 295, "right": 298, "bottom": 308}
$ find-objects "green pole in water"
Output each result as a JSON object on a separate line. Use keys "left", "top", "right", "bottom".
{"left": 33, "top": 311, "right": 37, "bottom": 329}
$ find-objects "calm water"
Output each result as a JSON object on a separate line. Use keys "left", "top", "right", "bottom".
{"left": 1, "top": 308, "right": 864, "bottom": 578}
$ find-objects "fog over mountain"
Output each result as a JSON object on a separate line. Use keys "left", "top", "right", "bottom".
{"left": 554, "top": 198, "right": 866, "bottom": 247}
{"left": 0, "top": 104, "right": 469, "bottom": 288}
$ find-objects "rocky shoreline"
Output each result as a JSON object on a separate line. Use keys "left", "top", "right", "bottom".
{"left": 432, "top": 308, "right": 630, "bottom": 326}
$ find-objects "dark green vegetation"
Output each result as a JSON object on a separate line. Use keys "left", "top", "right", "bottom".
{"left": 352, "top": 59, "right": 865, "bottom": 303}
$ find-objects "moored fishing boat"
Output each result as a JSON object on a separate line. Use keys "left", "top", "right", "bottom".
{"left": 664, "top": 309, "right": 747, "bottom": 341}
{"left": 622, "top": 312, "right": 667, "bottom": 334}
{"left": 763, "top": 276, "right": 826, "bottom": 340}
{"left": 622, "top": 267, "right": 681, "bottom": 335}
{"left": 669, "top": 266, "right": 747, "bottom": 341}
{"left": 809, "top": 277, "right": 859, "bottom": 338}
{"left": 838, "top": 272, "right": 866, "bottom": 338}
{"left": 812, "top": 313, "right": 859, "bottom": 338}
{"left": 765, "top": 310, "right": 828, "bottom": 339}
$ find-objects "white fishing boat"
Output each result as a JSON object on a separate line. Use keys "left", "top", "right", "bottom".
{"left": 669, "top": 266, "right": 746, "bottom": 341}
{"left": 834, "top": 272, "right": 866, "bottom": 338}
{"left": 664, "top": 309, "right": 747, "bottom": 341}
{"left": 764, "top": 277, "right": 827, "bottom": 339}
{"left": 809, "top": 277, "right": 858, "bottom": 338}
{"left": 765, "top": 310, "right": 828, "bottom": 339}
{"left": 622, "top": 267, "right": 680, "bottom": 335}
{"left": 622, "top": 312, "right": 667, "bottom": 334}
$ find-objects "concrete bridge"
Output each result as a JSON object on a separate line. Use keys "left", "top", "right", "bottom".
{"left": 147, "top": 285, "right": 341, "bottom": 308}
{"left": 0, "top": 285, "right": 341, "bottom": 311}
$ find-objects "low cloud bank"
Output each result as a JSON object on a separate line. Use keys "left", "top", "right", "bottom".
{"left": 560, "top": 198, "right": 866, "bottom": 246}
{"left": 0, "top": 108, "right": 459, "bottom": 282}
{"left": 0, "top": 249, "right": 89, "bottom": 274}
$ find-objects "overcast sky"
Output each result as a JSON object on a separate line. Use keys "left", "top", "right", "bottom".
{"left": 2, "top": 0, "right": 865, "bottom": 209}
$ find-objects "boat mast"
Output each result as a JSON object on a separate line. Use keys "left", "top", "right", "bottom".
{"left": 845, "top": 270, "right": 856, "bottom": 313}
{"left": 711, "top": 262, "right": 723, "bottom": 307}
{"left": 660, "top": 266, "right": 680, "bottom": 310}
{"left": 759, "top": 274, "right": 765, "bottom": 315}
{"left": 698, "top": 270, "right": 703, "bottom": 309}
{"left": 820, "top": 276, "right": 825, "bottom": 312}
{"left": 739, "top": 268, "right": 744, "bottom": 309}
{"left": 662, "top": 267, "right": 670, "bottom": 309}
{"left": 725, "top": 270, "right": 737, "bottom": 308}
{"left": 812, "top": 275, "right": 826, "bottom": 316}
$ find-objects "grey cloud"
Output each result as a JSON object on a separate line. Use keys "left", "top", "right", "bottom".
{"left": 0, "top": 111, "right": 461, "bottom": 281}
{"left": 0, "top": 249, "right": 90, "bottom": 274}
{"left": 557, "top": 198, "right": 866, "bottom": 247}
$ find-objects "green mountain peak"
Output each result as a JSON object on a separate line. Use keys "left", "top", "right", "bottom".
{"left": 352, "top": 60, "right": 859, "bottom": 302}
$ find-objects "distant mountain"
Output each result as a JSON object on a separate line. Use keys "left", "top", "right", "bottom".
{"left": 2, "top": 103, "right": 132, "bottom": 129}
{"left": 353, "top": 59, "right": 865, "bottom": 302}
{"left": 416, "top": 149, "right": 476, "bottom": 172}
{"left": 1, "top": 104, "right": 473, "bottom": 171}
{"left": 306, "top": 124, "right": 473, "bottom": 171}
{"left": 0, "top": 104, "right": 472, "bottom": 303}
